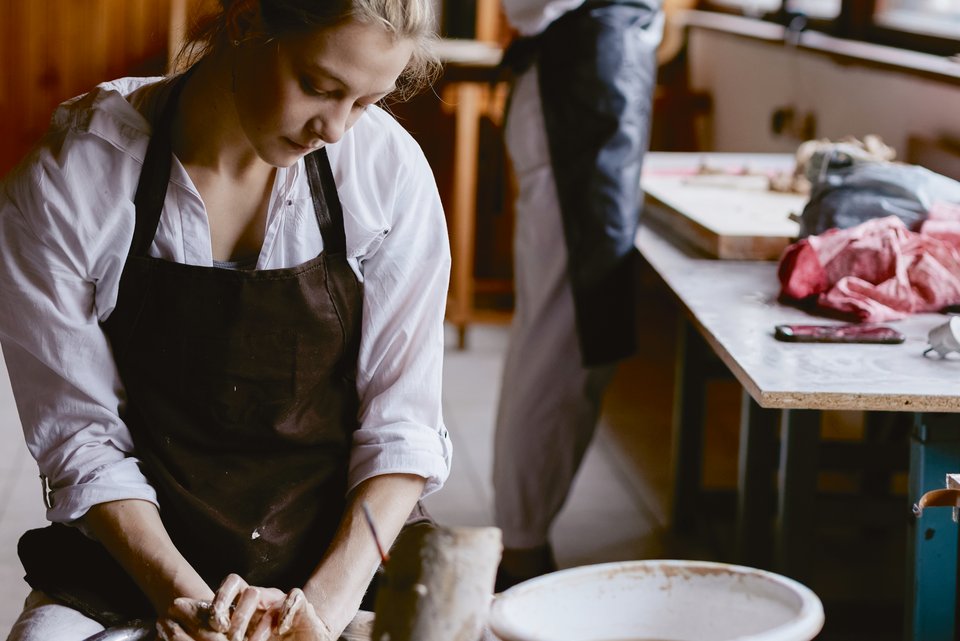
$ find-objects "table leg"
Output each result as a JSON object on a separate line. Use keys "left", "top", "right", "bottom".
{"left": 736, "top": 391, "right": 778, "bottom": 568}
{"left": 906, "top": 413, "right": 960, "bottom": 641}
{"left": 670, "top": 319, "right": 708, "bottom": 535}
{"left": 670, "top": 318, "right": 738, "bottom": 535}
{"left": 448, "top": 82, "right": 482, "bottom": 349}
{"left": 775, "top": 408, "right": 820, "bottom": 582}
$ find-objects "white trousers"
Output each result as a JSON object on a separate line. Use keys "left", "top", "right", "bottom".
{"left": 6, "top": 590, "right": 104, "bottom": 641}
{"left": 493, "top": 66, "right": 616, "bottom": 550}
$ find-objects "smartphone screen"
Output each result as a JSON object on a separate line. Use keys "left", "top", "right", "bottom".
{"left": 774, "top": 323, "right": 905, "bottom": 344}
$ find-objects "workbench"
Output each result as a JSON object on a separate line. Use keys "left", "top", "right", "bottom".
{"left": 637, "top": 153, "right": 960, "bottom": 641}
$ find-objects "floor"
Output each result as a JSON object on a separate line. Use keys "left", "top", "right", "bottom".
{"left": 0, "top": 276, "right": 908, "bottom": 640}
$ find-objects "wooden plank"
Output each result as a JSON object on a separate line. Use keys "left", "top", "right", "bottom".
{"left": 641, "top": 172, "right": 806, "bottom": 260}
{"left": 474, "top": 0, "right": 501, "bottom": 43}
{"left": 446, "top": 81, "right": 483, "bottom": 348}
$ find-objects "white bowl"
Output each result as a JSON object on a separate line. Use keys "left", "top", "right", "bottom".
{"left": 490, "top": 559, "right": 824, "bottom": 641}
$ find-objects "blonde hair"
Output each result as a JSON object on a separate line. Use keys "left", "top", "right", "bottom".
{"left": 179, "top": 0, "right": 440, "bottom": 100}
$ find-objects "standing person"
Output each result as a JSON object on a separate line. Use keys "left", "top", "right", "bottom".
{"left": 494, "top": 0, "right": 663, "bottom": 588}
{"left": 0, "top": 1, "right": 452, "bottom": 639}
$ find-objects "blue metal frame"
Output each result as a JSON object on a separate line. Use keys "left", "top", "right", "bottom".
{"left": 907, "top": 412, "right": 960, "bottom": 641}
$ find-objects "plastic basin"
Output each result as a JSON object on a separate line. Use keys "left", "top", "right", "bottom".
{"left": 489, "top": 559, "right": 824, "bottom": 641}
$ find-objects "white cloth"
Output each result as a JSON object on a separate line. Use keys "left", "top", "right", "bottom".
{"left": 501, "top": 0, "right": 586, "bottom": 35}
{"left": 0, "top": 76, "right": 452, "bottom": 525}
{"left": 5, "top": 591, "right": 105, "bottom": 641}
{"left": 493, "top": 67, "right": 615, "bottom": 549}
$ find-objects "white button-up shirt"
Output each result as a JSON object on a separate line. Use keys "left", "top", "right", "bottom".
{"left": 501, "top": 0, "right": 586, "bottom": 35}
{"left": 0, "top": 76, "right": 452, "bottom": 524}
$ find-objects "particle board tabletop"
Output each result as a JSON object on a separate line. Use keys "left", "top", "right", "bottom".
{"left": 636, "top": 217, "right": 960, "bottom": 413}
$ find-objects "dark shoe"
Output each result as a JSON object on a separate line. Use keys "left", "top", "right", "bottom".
{"left": 495, "top": 543, "right": 558, "bottom": 592}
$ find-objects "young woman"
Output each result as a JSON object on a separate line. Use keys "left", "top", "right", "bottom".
{"left": 0, "top": 1, "right": 451, "bottom": 639}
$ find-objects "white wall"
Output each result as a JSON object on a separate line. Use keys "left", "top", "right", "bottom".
{"left": 687, "top": 27, "right": 960, "bottom": 158}
{"left": 0, "top": 351, "right": 46, "bottom": 635}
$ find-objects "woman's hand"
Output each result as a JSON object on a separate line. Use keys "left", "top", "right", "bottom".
{"left": 156, "top": 598, "right": 224, "bottom": 641}
{"left": 165, "top": 586, "right": 332, "bottom": 641}
{"left": 156, "top": 573, "right": 294, "bottom": 640}
{"left": 208, "top": 574, "right": 285, "bottom": 638}
{"left": 247, "top": 588, "right": 335, "bottom": 641}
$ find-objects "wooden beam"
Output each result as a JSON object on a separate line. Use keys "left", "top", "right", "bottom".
{"left": 475, "top": 0, "right": 500, "bottom": 42}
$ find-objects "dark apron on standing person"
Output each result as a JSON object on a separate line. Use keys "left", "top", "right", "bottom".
{"left": 501, "top": 0, "right": 661, "bottom": 367}
{"left": 17, "top": 70, "right": 382, "bottom": 625}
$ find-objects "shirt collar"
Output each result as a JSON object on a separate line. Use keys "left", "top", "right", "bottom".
{"left": 51, "top": 76, "right": 170, "bottom": 164}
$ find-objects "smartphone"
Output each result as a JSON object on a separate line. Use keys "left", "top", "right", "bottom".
{"left": 774, "top": 323, "right": 905, "bottom": 344}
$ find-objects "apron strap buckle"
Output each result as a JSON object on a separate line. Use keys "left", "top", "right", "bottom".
{"left": 39, "top": 474, "right": 54, "bottom": 509}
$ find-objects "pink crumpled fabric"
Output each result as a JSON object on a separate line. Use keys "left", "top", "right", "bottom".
{"left": 778, "top": 202, "right": 960, "bottom": 322}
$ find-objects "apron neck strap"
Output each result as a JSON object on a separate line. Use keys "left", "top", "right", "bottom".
{"left": 130, "top": 69, "right": 193, "bottom": 258}
{"left": 304, "top": 149, "right": 346, "bottom": 255}
{"left": 130, "top": 70, "right": 347, "bottom": 260}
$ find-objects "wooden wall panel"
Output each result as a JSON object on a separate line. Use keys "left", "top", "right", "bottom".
{"left": 0, "top": 0, "right": 172, "bottom": 176}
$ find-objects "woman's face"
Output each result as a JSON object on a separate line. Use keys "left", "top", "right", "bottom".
{"left": 233, "top": 19, "right": 415, "bottom": 167}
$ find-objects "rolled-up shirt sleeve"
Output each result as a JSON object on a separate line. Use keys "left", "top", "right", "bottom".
{"left": 0, "top": 144, "right": 158, "bottom": 524}
{"left": 348, "top": 135, "right": 453, "bottom": 498}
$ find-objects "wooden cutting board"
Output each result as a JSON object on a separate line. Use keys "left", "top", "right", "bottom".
{"left": 641, "top": 171, "right": 807, "bottom": 261}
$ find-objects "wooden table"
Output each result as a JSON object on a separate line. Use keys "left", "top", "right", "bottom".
{"left": 637, "top": 153, "right": 960, "bottom": 641}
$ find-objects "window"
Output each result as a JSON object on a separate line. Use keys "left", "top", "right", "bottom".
{"left": 875, "top": 0, "right": 960, "bottom": 40}
{"left": 705, "top": 0, "right": 781, "bottom": 18}
{"left": 697, "top": 0, "right": 840, "bottom": 42}
{"left": 786, "top": 0, "right": 840, "bottom": 21}
{"left": 699, "top": 0, "right": 960, "bottom": 55}
{"left": 702, "top": 0, "right": 839, "bottom": 19}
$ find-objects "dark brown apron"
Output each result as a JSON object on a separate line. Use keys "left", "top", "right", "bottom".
{"left": 18, "top": 71, "right": 369, "bottom": 626}
{"left": 501, "top": 0, "right": 660, "bottom": 367}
